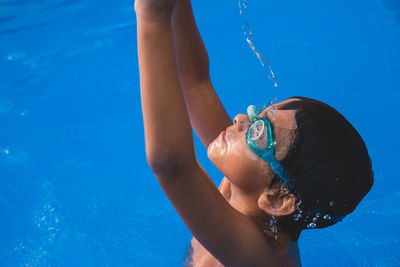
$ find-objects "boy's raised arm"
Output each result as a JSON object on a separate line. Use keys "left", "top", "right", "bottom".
{"left": 172, "top": 0, "right": 232, "bottom": 148}
{"left": 135, "top": 1, "right": 276, "bottom": 265}
{"left": 135, "top": 4, "right": 196, "bottom": 171}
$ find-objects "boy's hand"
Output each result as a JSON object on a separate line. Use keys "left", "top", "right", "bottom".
{"left": 134, "top": 0, "right": 178, "bottom": 20}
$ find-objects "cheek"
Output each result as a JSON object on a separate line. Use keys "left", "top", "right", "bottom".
{"left": 224, "top": 156, "right": 269, "bottom": 191}
{"left": 207, "top": 133, "right": 271, "bottom": 190}
{"left": 228, "top": 135, "right": 260, "bottom": 162}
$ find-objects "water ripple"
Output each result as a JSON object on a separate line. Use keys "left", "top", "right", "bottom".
{"left": 84, "top": 21, "right": 136, "bottom": 36}
{"left": 12, "top": 181, "right": 68, "bottom": 266}
{"left": 5, "top": 51, "right": 26, "bottom": 61}
{"left": 0, "top": 18, "right": 59, "bottom": 35}
{"left": 39, "top": 0, "right": 83, "bottom": 13}
{"left": 0, "top": 15, "right": 18, "bottom": 26}
{"left": 0, "top": 99, "right": 14, "bottom": 114}
{"left": 49, "top": 39, "right": 114, "bottom": 57}
{"left": 301, "top": 224, "right": 400, "bottom": 266}
{"left": 0, "top": 0, "right": 43, "bottom": 7}
{"left": 356, "top": 195, "right": 400, "bottom": 217}
{"left": 0, "top": 147, "right": 29, "bottom": 166}
{"left": 382, "top": 0, "right": 400, "bottom": 22}
{"left": 5, "top": 77, "right": 37, "bottom": 97}
{"left": 88, "top": 194, "right": 171, "bottom": 265}
{"left": 12, "top": 74, "right": 37, "bottom": 86}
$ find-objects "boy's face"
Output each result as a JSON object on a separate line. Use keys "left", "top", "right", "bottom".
{"left": 207, "top": 99, "right": 298, "bottom": 193}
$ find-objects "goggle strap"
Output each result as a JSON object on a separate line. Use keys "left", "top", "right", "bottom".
{"left": 264, "top": 119, "right": 275, "bottom": 155}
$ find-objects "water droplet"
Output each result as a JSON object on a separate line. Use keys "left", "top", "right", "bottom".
{"left": 280, "top": 184, "right": 288, "bottom": 192}
{"left": 335, "top": 177, "right": 340, "bottom": 181}
{"left": 316, "top": 212, "right": 321, "bottom": 217}
{"left": 330, "top": 201, "right": 334, "bottom": 206}
{"left": 307, "top": 222, "right": 316, "bottom": 229}
{"left": 269, "top": 215, "right": 277, "bottom": 233}
{"left": 313, "top": 217, "right": 318, "bottom": 222}
{"left": 316, "top": 199, "right": 320, "bottom": 204}
{"left": 293, "top": 213, "right": 303, "bottom": 221}
{"left": 324, "top": 214, "right": 331, "bottom": 220}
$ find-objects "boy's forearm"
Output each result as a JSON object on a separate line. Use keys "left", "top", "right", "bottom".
{"left": 137, "top": 16, "right": 197, "bottom": 171}
{"left": 172, "top": 0, "right": 210, "bottom": 85}
{"left": 171, "top": 0, "right": 231, "bottom": 149}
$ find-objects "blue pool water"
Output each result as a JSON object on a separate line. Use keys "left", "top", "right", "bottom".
{"left": 1, "top": 0, "right": 399, "bottom": 266}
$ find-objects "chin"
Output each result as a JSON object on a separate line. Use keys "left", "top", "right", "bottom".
{"left": 207, "top": 137, "right": 225, "bottom": 161}
{"left": 207, "top": 144, "right": 219, "bottom": 167}
{"left": 207, "top": 141, "right": 228, "bottom": 174}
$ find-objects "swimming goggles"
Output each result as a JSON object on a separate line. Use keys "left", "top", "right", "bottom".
{"left": 246, "top": 104, "right": 293, "bottom": 188}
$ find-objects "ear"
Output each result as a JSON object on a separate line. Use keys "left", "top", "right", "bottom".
{"left": 258, "top": 189, "right": 297, "bottom": 216}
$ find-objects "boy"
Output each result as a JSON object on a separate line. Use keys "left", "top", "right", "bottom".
{"left": 135, "top": 0, "right": 373, "bottom": 266}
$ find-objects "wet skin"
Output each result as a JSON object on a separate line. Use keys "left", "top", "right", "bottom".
{"left": 185, "top": 99, "right": 302, "bottom": 266}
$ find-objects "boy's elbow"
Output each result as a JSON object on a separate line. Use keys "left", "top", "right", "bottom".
{"left": 146, "top": 151, "right": 196, "bottom": 177}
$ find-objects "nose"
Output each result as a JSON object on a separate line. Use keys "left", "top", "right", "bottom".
{"left": 233, "top": 114, "right": 250, "bottom": 132}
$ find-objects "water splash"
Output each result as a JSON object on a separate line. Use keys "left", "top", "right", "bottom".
{"left": 238, "top": 0, "right": 278, "bottom": 99}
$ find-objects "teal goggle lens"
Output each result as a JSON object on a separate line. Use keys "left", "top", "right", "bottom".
{"left": 246, "top": 104, "right": 292, "bottom": 188}
{"left": 247, "top": 120, "right": 268, "bottom": 150}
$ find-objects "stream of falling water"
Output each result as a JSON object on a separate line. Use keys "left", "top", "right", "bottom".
{"left": 238, "top": 0, "right": 278, "bottom": 105}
